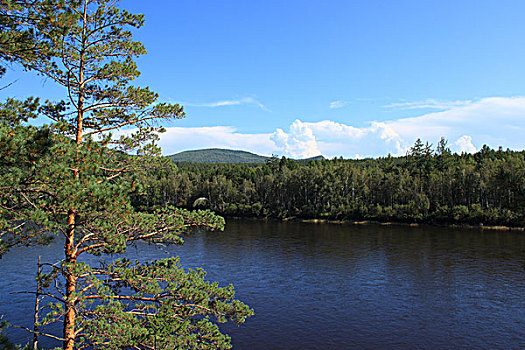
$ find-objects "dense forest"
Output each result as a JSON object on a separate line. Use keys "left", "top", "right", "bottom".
{"left": 133, "top": 139, "right": 525, "bottom": 227}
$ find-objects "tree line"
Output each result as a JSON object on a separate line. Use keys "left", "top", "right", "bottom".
{"left": 134, "top": 139, "right": 525, "bottom": 227}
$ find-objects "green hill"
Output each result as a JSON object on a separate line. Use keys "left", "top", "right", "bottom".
{"left": 298, "top": 155, "right": 325, "bottom": 162}
{"left": 166, "top": 148, "right": 325, "bottom": 163}
{"left": 167, "top": 148, "right": 270, "bottom": 163}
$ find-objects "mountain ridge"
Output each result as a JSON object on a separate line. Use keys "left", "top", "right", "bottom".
{"left": 166, "top": 148, "right": 325, "bottom": 163}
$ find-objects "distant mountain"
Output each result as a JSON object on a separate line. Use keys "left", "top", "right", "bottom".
{"left": 298, "top": 155, "right": 325, "bottom": 162}
{"left": 167, "top": 148, "right": 270, "bottom": 163}
{"left": 166, "top": 148, "right": 325, "bottom": 163}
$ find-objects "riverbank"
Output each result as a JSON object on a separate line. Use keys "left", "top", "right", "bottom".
{"left": 300, "top": 219, "right": 525, "bottom": 231}
{"left": 225, "top": 215, "right": 525, "bottom": 231}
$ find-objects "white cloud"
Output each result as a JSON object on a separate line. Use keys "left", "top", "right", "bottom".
{"left": 152, "top": 126, "right": 276, "bottom": 156}
{"left": 147, "top": 96, "right": 525, "bottom": 159}
{"left": 329, "top": 100, "right": 350, "bottom": 109}
{"left": 305, "top": 120, "right": 364, "bottom": 139}
{"left": 454, "top": 135, "right": 477, "bottom": 154}
{"left": 182, "top": 97, "right": 268, "bottom": 111}
{"left": 384, "top": 98, "right": 473, "bottom": 110}
{"left": 384, "top": 97, "right": 525, "bottom": 148}
{"left": 270, "top": 120, "right": 321, "bottom": 158}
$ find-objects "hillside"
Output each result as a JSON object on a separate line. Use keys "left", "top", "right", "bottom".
{"left": 297, "top": 155, "right": 325, "bottom": 162}
{"left": 167, "top": 148, "right": 325, "bottom": 163}
{"left": 167, "top": 148, "right": 270, "bottom": 163}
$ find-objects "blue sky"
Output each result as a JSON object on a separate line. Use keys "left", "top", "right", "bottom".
{"left": 2, "top": 0, "right": 525, "bottom": 158}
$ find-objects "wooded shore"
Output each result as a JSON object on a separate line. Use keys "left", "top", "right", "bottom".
{"left": 132, "top": 142, "right": 525, "bottom": 229}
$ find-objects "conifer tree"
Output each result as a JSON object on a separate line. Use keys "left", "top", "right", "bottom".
{"left": 0, "top": 1, "right": 252, "bottom": 349}
{"left": 0, "top": 0, "right": 58, "bottom": 77}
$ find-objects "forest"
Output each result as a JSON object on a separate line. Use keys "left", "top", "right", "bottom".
{"left": 133, "top": 139, "right": 525, "bottom": 227}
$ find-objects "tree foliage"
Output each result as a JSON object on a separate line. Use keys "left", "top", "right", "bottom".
{"left": 0, "top": 0, "right": 252, "bottom": 349}
{"left": 0, "top": 0, "right": 58, "bottom": 78}
{"left": 137, "top": 143, "right": 525, "bottom": 227}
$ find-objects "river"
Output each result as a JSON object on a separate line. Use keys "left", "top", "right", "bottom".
{"left": 1, "top": 219, "right": 524, "bottom": 349}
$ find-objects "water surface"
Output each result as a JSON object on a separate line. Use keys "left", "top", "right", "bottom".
{"left": 1, "top": 220, "right": 524, "bottom": 349}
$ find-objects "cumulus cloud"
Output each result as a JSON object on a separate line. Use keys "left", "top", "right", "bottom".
{"left": 270, "top": 120, "right": 321, "bottom": 158}
{"left": 148, "top": 96, "right": 525, "bottom": 159}
{"left": 305, "top": 120, "right": 364, "bottom": 139}
{"left": 182, "top": 97, "right": 268, "bottom": 111}
{"left": 148, "top": 126, "right": 276, "bottom": 156}
{"left": 454, "top": 135, "right": 477, "bottom": 154}
{"left": 297, "top": 120, "right": 407, "bottom": 157}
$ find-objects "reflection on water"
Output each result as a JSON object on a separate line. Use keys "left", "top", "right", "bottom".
{"left": 1, "top": 220, "right": 524, "bottom": 349}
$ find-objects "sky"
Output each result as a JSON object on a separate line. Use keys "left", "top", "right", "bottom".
{"left": 2, "top": 0, "right": 525, "bottom": 158}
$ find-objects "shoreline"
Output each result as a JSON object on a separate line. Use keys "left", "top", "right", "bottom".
{"left": 224, "top": 215, "right": 525, "bottom": 232}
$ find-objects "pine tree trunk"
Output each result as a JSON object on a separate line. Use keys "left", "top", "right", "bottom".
{"left": 64, "top": 210, "right": 77, "bottom": 350}
{"left": 63, "top": 3, "right": 87, "bottom": 347}
{"left": 32, "top": 256, "right": 42, "bottom": 350}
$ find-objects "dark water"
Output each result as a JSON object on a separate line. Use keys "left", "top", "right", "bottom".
{"left": 1, "top": 219, "right": 524, "bottom": 349}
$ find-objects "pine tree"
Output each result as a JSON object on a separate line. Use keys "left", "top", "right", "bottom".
{"left": 0, "top": 0, "right": 58, "bottom": 77}
{"left": 0, "top": 1, "right": 252, "bottom": 349}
